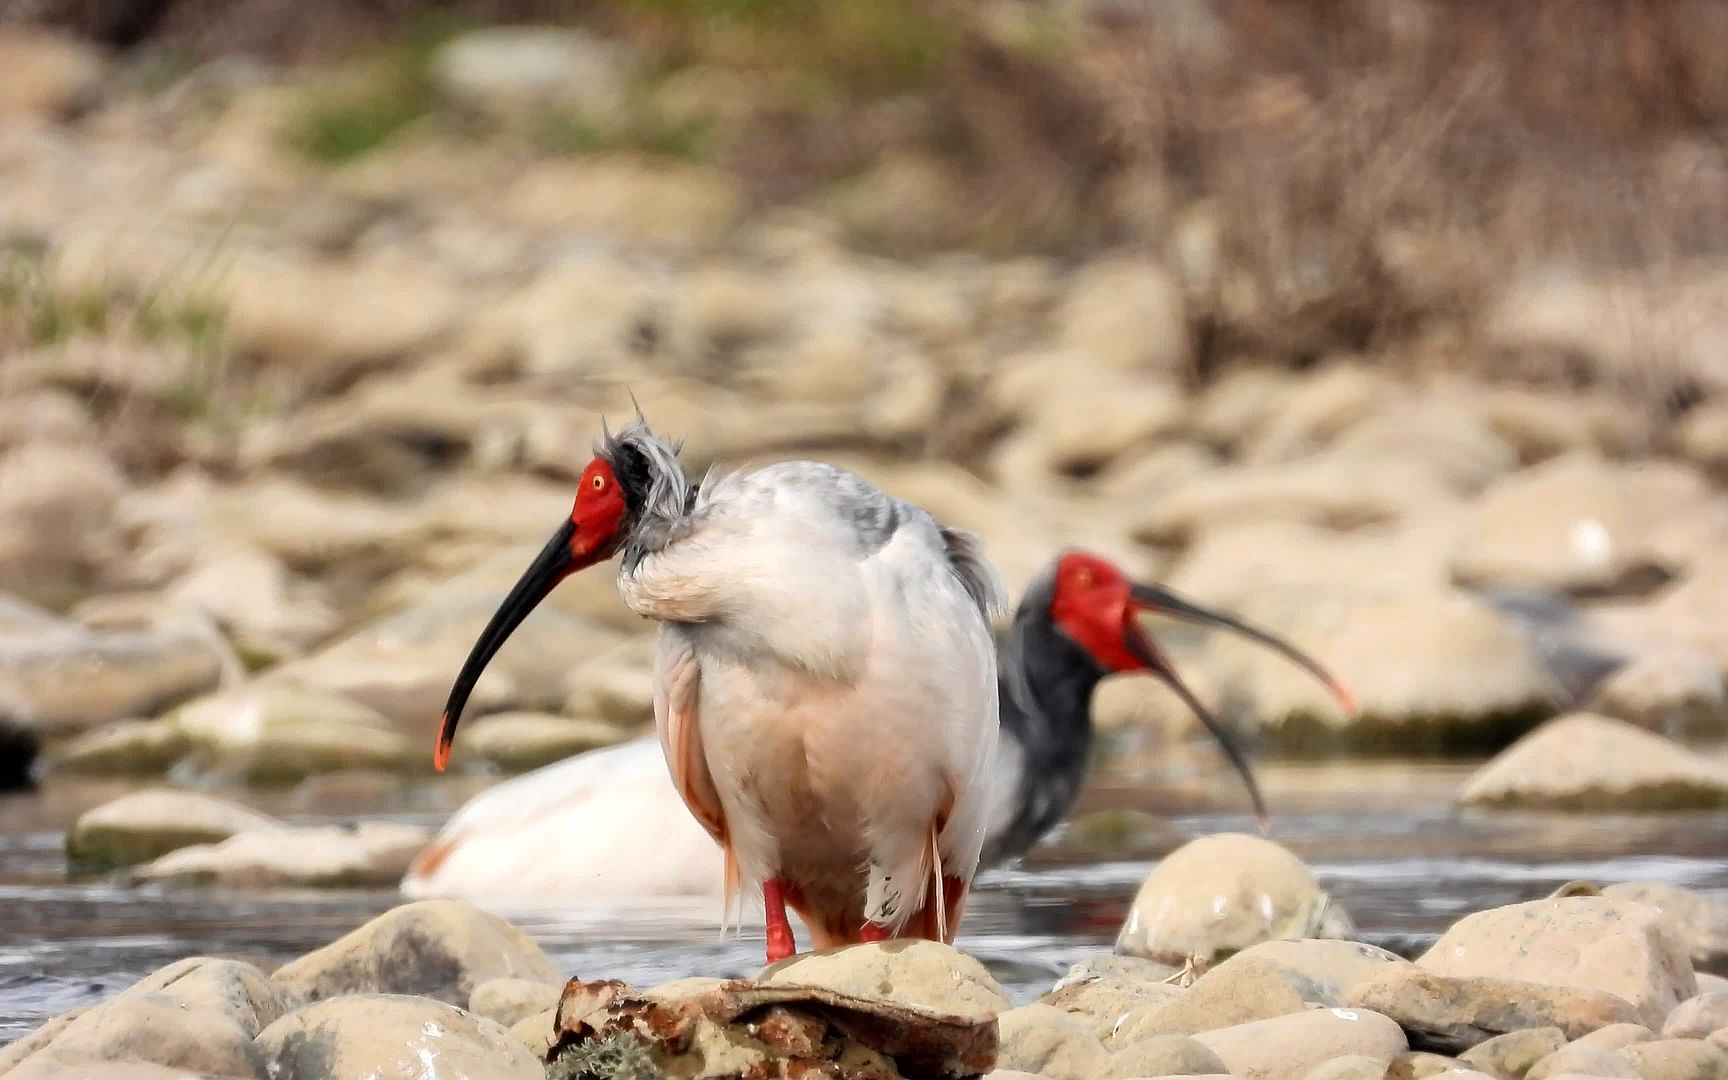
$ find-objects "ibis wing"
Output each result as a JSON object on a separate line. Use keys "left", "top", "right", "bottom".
{"left": 654, "top": 627, "right": 727, "bottom": 843}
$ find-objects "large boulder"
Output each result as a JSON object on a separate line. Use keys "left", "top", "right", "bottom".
{"left": 1457, "top": 713, "right": 1728, "bottom": 811}
{"left": 257, "top": 994, "right": 541, "bottom": 1080}
{"left": 131, "top": 823, "right": 431, "bottom": 888}
{"left": 67, "top": 790, "right": 282, "bottom": 868}
{"left": 1418, "top": 897, "right": 1697, "bottom": 1027}
{"left": 272, "top": 900, "right": 559, "bottom": 1006}
{"left": 1116, "top": 833, "right": 1353, "bottom": 964}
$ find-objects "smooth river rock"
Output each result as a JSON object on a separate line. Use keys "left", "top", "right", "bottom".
{"left": 131, "top": 822, "right": 432, "bottom": 888}
{"left": 995, "top": 1003, "right": 1110, "bottom": 1080}
{"left": 273, "top": 900, "right": 560, "bottom": 1006}
{"left": 1419, "top": 897, "right": 1697, "bottom": 1028}
{"left": 256, "top": 993, "right": 541, "bottom": 1080}
{"left": 1116, "top": 833, "right": 1351, "bottom": 964}
{"left": 760, "top": 940, "right": 1011, "bottom": 1019}
{"left": 1348, "top": 965, "right": 1639, "bottom": 1051}
{"left": 1457, "top": 713, "right": 1728, "bottom": 811}
{"left": 1193, "top": 1007, "right": 1409, "bottom": 1080}
{"left": 66, "top": 789, "right": 283, "bottom": 868}
{"left": 1663, "top": 991, "right": 1728, "bottom": 1039}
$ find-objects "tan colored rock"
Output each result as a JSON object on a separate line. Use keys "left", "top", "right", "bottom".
{"left": 1464, "top": 385, "right": 1646, "bottom": 464}
{"left": 169, "top": 685, "right": 419, "bottom": 781}
{"left": 1303, "top": 1055, "right": 1402, "bottom": 1080}
{"left": 1194, "top": 367, "right": 1303, "bottom": 450}
{"left": 1451, "top": 454, "right": 1716, "bottom": 595}
{"left": 432, "top": 26, "right": 634, "bottom": 115}
{"left": 990, "top": 361, "right": 1188, "bottom": 482}
{"left": 167, "top": 548, "right": 339, "bottom": 662}
{"left": 1108, "top": 1033, "right": 1230, "bottom": 1078}
{"left": 257, "top": 993, "right": 541, "bottom": 1080}
{"left": 1386, "top": 1051, "right": 1467, "bottom": 1079}
{"left": 1590, "top": 649, "right": 1728, "bottom": 739}
{"left": 1662, "top": 991, "right": 1728, "bottom": 1039}
{"left": 759, "top": 940, "right": 1009, "bottom": 1020}
{"left": 132, "top": 822, "right": 431, "bottom": 888}
{"left": 273, "top": 900, "right": 559, "bottom": 1006}
{"left": 1677, "top": 400, "right": 1728, "bottom": 478}
{"left": 67, "top": 790, "right": 282, "bottom": 868}
{"left": 0, "top": 441, "right": 124, "bottom": 603}
{"left": 454, "top": 712, "right": 630, "bottom": 772}
{"left": 0, "top": 1008, "right": 84, "bottom": 1074}
{"left": 0, "top": 621, "right": 223, "bottom": 738}
{"left": 1056, "top": 257, "right": 1189, "bottom": 374}
{"left": 469, "top": 976, "right": 561, "bottom": 1028}
{"left": 1457, "top": 1026, "right": 1569, "bottom": 1078}
{"left": 1419, "top": 897, "right": 1697, "bottom": 1027}
{"left": 47, "top": 719, "right": 191, "bottom": 776}
{"left": 1214, "top": 940, "right": 1411, "bottom": 1008}
{"left": 1040, "top": 956, "right": 1183, "bottom": 1043}
{"left": 1348, "top": 966, "right": 1639, "bottom": 1052}
{"left": 1328, "top": 402, "right": 1518, "bottom": 495}
{"left": 1575, "top": 1024, "right": 1660, "bottom": 1051}
{"left": 7, "top": 994, "right": 264, "bottom": 1078}
{"left": 996, "top": 1003, "right": 1111, "bottom": 1080}
{"left": 508, "top": 1006, "right": 558, "bottom": 1057}
{"left": 1117, "top": 958, "right": 1308, "bottom": 1041}
{"left": 1527, "top": 1043, "right": 1639, "bottom": 1079}
{"left": 1240, "top": 364, "right": 1399, "bottom": 465}
{"left": 1620, "top": 1039, "right": 1728, "bottom": 1080}
{"left": 1603, "top": 884, "right": 1728, "bottom": 968}
{"left": 1457, "top": 713, "right": 1728, "bottom": 812}
{"left": 0, "top": 26, "right": 102, "bottom": 121}
{"left": 1194, "top": 1007, "right": 1409, "bottom": 1080}
{"left": 1117, "top": 833, "right": 1347, "bottom": 964}
{"left": 502, "top": 157, "right": 743, "bottom": 251}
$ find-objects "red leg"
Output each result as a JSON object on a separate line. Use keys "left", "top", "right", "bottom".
{"left": 763, "top": 878, "right": 797, "bottom": 963}
{"left": 859, "top": 922, "right": 891, "bottom": 943}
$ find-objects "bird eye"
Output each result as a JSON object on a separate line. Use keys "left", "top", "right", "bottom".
{"left": 591, "top": 475, "right": 605, "bottom": 491}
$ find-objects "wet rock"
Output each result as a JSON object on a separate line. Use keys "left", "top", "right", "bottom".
{"left": 6, "top": 1060, "right": 219, "bottom": 1079}
{"left": 47, "top": 718, "right": 191, "bottom": 775}
{"left": 273, "top": 900, "right": 559, "bottom": 1006}
{"left": 0, "top": 26, "right": 103, "bottom": 121}
{"left": 1457, "top": 1026, "right": 1569, "bottom": 1078}
{"left": 1575, "top": 1024, "right": 1660, "bottom": 1051}
{"left": 1603, "top": 884, "right": 1728, "bottom": 968}
{"left": 1419, "top": 897, "right": 1697, "bottom": 1028}
{"left": 455, "top": 711, "right": 630, "bottom": 772}
{"left": 131, "top": 956, "right": 292, "bottom": 1035}
{"left": 0, "top": 617, "right": 224, "bottom": 737}
{"left": 1116, "top": 833, "right": 1351, "bottom": 965}
{"left": 432, "top": 26, "right": 633, "bottom": 115}
{"left": 257, "top": 993, "right": 541, "bottom": 1080}
{"left": 469, "top": 976, "right": 561, "bottom": 1028}
{"left": 1217, "top": 939, "right": 1412, "bottom": 1008}
{"left": 1348, "top": 966, "right": 1638, "bottom": 1052}
{"left": 67, "top": 789, "right": 282, "bottom": 868}
{"left": 132, "top": 822, "right": 431, "bottom": 888}
{"left": 1451, "top": 454, "right": 1714, "bottom": 596}
{"left": 550, "top": 971, "right": 998, "bottom": 1079}
{"left": 1194, "top": 1007, "right": 1409, "bottom": 1080}
{"left": 1527, "top": 1043, "right": 1639, "bottom": 1079}
{"left": 169, "top": 685, "right": 419, "bottom": 781}
{"left": 1663, "top": 991, "right": 1728, "bottom": 1039}
{"left": 996, "top": 1003, "right": 1110, "bottom": 1080}
{"left": 1056, "top": 256, "right": 1189, "bottom": 374}
{"left": 1107, "top": 1033, "right": 1229, "bottom": 1078}
{"left": 6, "top": 993, "right": 266, "bottom": 1078}
{"left": 1621, "top": 1039, "right": 1728, "bottom": 1080}
{"left": 1457, "top": 713, "right": 1728, "bottom": 811}
{"left": 760, "top": 940, "right": 1010, "bottom": 1018}
{"left": 1116, "top": 957, "right": 1308, "bottom": 1041}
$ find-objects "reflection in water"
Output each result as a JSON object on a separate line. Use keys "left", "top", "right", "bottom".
{"left": 2, "top": 761, "right": 1727, "bottom": 1042}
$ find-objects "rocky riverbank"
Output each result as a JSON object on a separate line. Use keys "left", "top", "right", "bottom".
{"left": 6, "top": 834, "right": 1728, "bottom": 1078}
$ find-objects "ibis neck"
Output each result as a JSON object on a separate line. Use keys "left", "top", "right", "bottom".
{"left": 984, "top": 610, "right": 1110, "bottom": 868}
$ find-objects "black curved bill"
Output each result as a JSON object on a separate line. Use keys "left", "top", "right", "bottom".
{"left": 434, "top": 520, "right": 575, "bottom": 771}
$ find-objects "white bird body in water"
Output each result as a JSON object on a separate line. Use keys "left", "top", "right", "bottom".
{"left": 433, "top": 421, "right": 1006, "bottom": 960}
{"left": 411, "top": 548, "right": 1357, "bottom": 919}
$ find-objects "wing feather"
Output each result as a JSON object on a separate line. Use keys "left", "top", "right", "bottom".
{"left": 654, "top": 627, "right": 725, "bottom": 841}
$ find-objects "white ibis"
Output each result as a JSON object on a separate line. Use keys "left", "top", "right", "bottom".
{"left": 410, "top": 548, "right": 1354, "bottom": 913}
{"left": 433, "top": 420, "right": 1006, "bottom": 961}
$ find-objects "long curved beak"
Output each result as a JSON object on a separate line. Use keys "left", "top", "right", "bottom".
{"left": 434, "top": 521, "right": 577, "bottom": 772}
{"left": 1123, "top": 582, "right": 1357, "bottom": 831}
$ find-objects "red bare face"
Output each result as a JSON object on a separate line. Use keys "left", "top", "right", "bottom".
{"left": 572, "top": 456, "right": 628, "bottom": 561}
{"left": 1048, "top": 550, "right": 1142, "bottom": 672}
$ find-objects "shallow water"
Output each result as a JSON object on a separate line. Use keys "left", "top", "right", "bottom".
{"left": 4, "top": 759, "right": 1727, "bottom": 1044}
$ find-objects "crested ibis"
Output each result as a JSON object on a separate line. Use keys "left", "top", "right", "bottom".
{"left": 410, "top": 547, "right": 1354, "bottom": 917}
{"left": 434, "top": 420, "right": 1006, "bottom": 961}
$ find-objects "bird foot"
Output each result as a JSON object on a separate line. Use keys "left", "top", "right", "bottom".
{"left": 859, "top": 922, "right": 891, "bottom": 943}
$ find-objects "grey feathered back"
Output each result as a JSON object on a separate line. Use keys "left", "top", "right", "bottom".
{"left": 940, "top": 525, "right": 1007, "bottom": 622}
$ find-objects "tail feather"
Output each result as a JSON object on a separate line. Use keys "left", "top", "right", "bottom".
{"left": 720, "top": 842, "right": 742, "bottom": 940}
